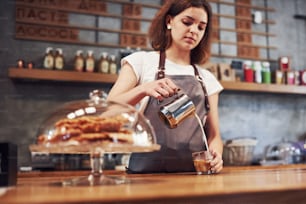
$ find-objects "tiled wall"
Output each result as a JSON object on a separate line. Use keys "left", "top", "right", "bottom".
{"left": 1, "top": 0, "right": 306, "bottom": 167}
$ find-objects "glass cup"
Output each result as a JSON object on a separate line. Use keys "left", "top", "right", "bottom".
{"left": 192, "top": 151, "right": 213, "bottom": 175}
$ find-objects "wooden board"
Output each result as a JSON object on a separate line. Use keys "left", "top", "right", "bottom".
{"left": 1, "top": 165, "right": 306, "bottom": 204}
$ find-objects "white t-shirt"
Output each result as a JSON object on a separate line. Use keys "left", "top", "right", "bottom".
{"left": 122, "top": 51, "right": 223, "bottom": 110}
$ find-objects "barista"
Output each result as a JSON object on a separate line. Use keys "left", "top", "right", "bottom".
{"left": 107, "top": 0, "right": 223, "bottom": 173}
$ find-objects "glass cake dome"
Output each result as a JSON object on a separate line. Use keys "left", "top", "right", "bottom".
{"left": 30, "top": 90, "right": 160, "bottom": 186}
{"left": 30, "top": 90, "right": 159, "bottom": 154}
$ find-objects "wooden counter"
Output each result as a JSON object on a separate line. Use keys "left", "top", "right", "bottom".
{"left": 1, "top": 164, "right": 306, "bottom": 204}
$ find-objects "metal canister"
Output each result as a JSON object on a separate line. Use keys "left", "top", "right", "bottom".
{"left": 159, "top": 94, "right": 195, "bottom": 128}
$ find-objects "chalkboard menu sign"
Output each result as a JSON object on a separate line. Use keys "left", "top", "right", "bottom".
{"left": 14, "top": 0, "right": 277, "bottom": 61}
{"left": 15, "top": 0, "right": 155, "bottom": 49}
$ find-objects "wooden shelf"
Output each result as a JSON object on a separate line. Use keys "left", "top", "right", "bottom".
{"left": 215, "top": 27, "right": 276, "bottom": 37}
{"left": 215, "top": 13, "right": 275, "bottom": 25}
{"left": 220, "top": 81, "right": 306, "bottom": 95}
{"left": 8, "top": 68, "right": 118, "bottom": 83}
{"left": 8, "top": 68, "right": 306, "bottom": 95}
{"left": 213, "top": 40, "right": 277, "bottom": 49}
{"left": 208, "top": 0, "right": 276, "bottom": 12}
{"left": 210, "top": 53, "right": 277, "bottom": 62}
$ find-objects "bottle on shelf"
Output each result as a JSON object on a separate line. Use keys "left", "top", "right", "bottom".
{"left": 274, "top": 70, "right": 284, "bottom": 84}
{"left": 243, "top": 60, "right": 253, "bottom": 83}
{"left": 98, "top": 52, "right": 109, "bottom": 74}
{"left": 27, "top": 61, "right": 34, "bottom": 69}
{"left": 85, "top": 50, "right": 95, "bottom": 72}
{"left": 285, "top": 71, "right": 295, "bottom": 85}
{"left": 43, "top": 47, "right": 54, "bottom": 69}
{"left": 109, "top": 55, "right": 117, "bottom": 74}
{"left": 74, "top": 50, "right": 85, "bottom": 72}
{"left": 54, "top": 48, "right": 64, "bottom": 70}
{"left": 261, "top": 61, "right": 271, "bottom": 84}
{"left": 294, "top": 71, "right": 300, "bottom": 85}
{"left": 17, "top": 59, "right": 24, "bottom": 69}
{"left": 253, "top": 61, "right": 262, "bottom": 83}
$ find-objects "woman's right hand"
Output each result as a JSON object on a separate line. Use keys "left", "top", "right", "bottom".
{"left": 108, "top": 63, "right": 179, "bottom": 106}
{"left": 142, "top": 78, "right": 179, "bottom": 100}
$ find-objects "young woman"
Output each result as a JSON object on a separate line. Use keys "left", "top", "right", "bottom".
{"left": 107, "top": 0, "right": 224, "bottom": 173}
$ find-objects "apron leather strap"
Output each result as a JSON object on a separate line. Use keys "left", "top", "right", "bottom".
{"left": 157, "top": 51, "right": 166, "bottom": 79}
{"left": 192, "top": 65, "right": 210, "bottom": 113}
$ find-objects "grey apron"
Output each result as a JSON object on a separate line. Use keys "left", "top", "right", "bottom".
{"left": 127, "top": 51, "right": 210, "bottom": 173}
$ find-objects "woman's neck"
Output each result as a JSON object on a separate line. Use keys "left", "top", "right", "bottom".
{"left": 165, "top": 48, "right": 191, "bottom": 65}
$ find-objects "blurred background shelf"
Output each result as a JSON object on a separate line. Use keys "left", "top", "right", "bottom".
{"left": 8, "top": 67, "right": 118, "bottom": 84}
{"left": 9, "top": 68, "right": 306, "bottom": 95}
{"left": 220, "top": 81, "right": 306, "bottom": 95}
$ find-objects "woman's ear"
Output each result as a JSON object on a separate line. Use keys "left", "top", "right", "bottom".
{"left": 166, "top": 15, "right": 172, "bottom": 30}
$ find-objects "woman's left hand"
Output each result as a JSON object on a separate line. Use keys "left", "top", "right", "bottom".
{"left": 209, "top": 150, "right": 223, "bottom": 174}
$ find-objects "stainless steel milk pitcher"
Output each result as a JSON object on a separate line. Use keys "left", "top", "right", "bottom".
{"left": 159, "top": 93, "right": 196, "bottom": 128}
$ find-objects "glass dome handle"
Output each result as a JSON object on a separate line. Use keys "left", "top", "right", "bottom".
{"left": 89, "top": 90, "right": 108, "bottom": 103}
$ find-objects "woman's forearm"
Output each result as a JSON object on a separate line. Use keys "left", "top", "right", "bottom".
{"left": 108, "top": 85, "right": 146, "bottom": 106}
{"left": 107, "top": 63, "right": 147, "bottom": 106}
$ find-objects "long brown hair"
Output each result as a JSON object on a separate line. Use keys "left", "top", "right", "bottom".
{"left": 149, "top": 0, "right": 212, "bottom": 64}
